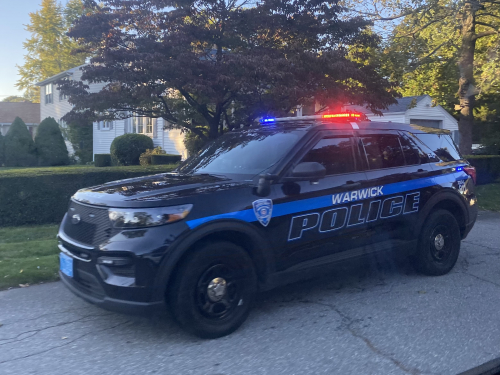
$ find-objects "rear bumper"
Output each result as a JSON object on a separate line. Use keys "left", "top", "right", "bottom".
{"left": 60, "top": 271, "right": 164, "bottom": 315}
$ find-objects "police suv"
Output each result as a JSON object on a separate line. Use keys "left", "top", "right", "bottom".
{"left": 58, "top": 113, "right": 477, "bottom": 338}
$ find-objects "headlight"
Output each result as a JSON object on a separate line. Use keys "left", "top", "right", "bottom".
{"left": 108, "top": 204, "right": 193, "bottom": 228}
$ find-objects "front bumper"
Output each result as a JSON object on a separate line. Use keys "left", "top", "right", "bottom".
{"left": 59, "top": 271, "right": 164, "bottom": 314}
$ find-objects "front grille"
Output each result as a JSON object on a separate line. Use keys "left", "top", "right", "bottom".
{"left": 63, "top": 201, "right": 115, "bottom": 246}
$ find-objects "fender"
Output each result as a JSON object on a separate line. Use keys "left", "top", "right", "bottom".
{"left": 152, "top": 219, "right": 275, "bottom": 301}
{"left": 414, "top": 188, "right": 469, "bottom": 239}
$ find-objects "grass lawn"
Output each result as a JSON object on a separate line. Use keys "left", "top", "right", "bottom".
{"left": 476, "top": 181, "right": 500, "bottom": 212}
{"left": 0, "top": 225, "right": 59, "bottom": 290}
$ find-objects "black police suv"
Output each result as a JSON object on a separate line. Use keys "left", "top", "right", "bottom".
{"left": 58, "top": 113, "right": 477, "bottom": 338}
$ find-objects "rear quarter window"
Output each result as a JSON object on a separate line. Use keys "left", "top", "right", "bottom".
{"left": 413, "top": 134, "right": 462, "bottom": 162}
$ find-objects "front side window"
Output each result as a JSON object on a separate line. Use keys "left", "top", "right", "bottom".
{"left": 45, "top": 84, "right": 53, "bottom": 104}
{"left": 301, "top": 137, "right": 356, "bottom": 175}
{"left": 361, "top": 135, "right": 405, "bottom": 169}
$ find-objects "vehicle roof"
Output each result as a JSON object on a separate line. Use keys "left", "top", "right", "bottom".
{"left": 246, "top": 120, "right": 451, "bottom": 135}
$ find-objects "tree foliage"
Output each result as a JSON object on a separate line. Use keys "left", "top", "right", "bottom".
{"left": 345, "top": 0, "right": 500, "bottom": 153}
{"left": 60, "top": 0, "right": 397, "bottom": 142}
{"left": 1, "top": 96, "right": 30, "bottom": 103}
{"left": 35, "top": 117, "right": 70, "bottom": 166}
{"left": 65, "top": 119, "right": 93, "bottom": 163}
{"left": 4, "top": 117, "right": 37, "bottom": 167}
{"left": 16, "top": 0, "right": 88, "bottom": 103}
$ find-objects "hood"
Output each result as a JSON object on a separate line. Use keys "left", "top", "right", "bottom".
{"left": 72, "top": 173, "right": 252, "bottom": 207}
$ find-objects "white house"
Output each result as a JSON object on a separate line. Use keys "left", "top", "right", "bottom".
{"left": 36, "top": 65, "right": 187, "bottom": 160}
{"left": 342, "top": 95, "right": 460, "bottom": 143}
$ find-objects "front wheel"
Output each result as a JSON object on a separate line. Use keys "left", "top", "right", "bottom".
{"left": 412, "top": 209, "right": 461, "bottom": 276}
{"left": 168, "top": 241, "right": 257, "bottom": 338}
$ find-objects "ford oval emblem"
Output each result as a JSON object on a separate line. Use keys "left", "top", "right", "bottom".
{"left": 72, "top": 214, "right": 81, "bottom": 225}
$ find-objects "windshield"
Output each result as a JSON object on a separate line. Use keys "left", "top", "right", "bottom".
{"left": 177, "top": 130, "right": 304, "bottom": 177}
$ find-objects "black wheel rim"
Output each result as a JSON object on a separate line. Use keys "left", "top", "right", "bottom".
{"left": 429, "top": 224, "right": 452, "bottom": 262}
{"left": 196, "top": 264, "right": 241, "bottom": 320}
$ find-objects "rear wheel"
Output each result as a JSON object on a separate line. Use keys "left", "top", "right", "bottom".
{"left": 412, "top": 209, "right": 461, "bottom": 276}
{"left": 168, "top": 241, "right": 257, "bottom": 338}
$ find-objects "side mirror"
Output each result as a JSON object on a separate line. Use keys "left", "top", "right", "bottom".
{"left": 289, "top": 162, "right": 326, "bottom": 180}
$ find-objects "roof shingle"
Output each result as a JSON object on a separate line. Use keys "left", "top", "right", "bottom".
{"left": 0, "top": 102, "right": 40, "bottom": 124}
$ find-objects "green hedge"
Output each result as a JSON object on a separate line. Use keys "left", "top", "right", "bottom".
{"left": 110, "top": 134, "right": 154, "bottom": 166}
{"left": 0, "top": 164, "right": 177, "bottom": 227}
{"left": 465, "top": 155, "right": 500, "bottom": 185}
{"left": 151, "top": 154, "right": 182, "bottom": 165}
{"left": 94, "top": 154, "right": 112, "bottom": 167}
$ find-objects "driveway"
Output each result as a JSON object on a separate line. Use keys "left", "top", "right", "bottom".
{"left": 1, "top": 211, "right": 500, "bottom": 375}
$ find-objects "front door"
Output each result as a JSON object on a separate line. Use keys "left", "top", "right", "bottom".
{"left": 270, "top": 130, "right": 369, "bottom": 271}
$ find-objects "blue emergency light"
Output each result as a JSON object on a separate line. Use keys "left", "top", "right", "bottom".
{"left": 261, "top": 118, "right": 276, "bottom": 124}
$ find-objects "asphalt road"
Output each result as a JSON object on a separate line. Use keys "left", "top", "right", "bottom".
{"left": 1, "top": 211, "right": 500, "bottom": 375}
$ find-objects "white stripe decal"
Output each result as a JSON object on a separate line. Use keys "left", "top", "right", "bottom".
{"left": 351, "top": 122, "right": 359, "bottom": 129}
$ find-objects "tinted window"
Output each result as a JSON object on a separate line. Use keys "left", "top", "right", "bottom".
{"left": 414, "top": 134, "right": 462, "bottom": 162}
{"left": 178, "top": 130, "right": 304, "bottom": 176}
{"left": 301, "top": 137, "right": 356, "bottom": 175}
{"left": 361, "top": 135, "right": 405, "bottom": 169}
{"left": 399, "top": 134, "right": 425, "bottom": 165}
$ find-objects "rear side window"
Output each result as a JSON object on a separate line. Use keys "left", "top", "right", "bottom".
{"left": 414, "top": 134, "right": 462, "bottom": 162}
{"left": 399, "top": 134, "right": 427, "bottom": 165}
{"left": 361, "top": 135, "right": 405, "bottom": 169}
{"left": 301, "top": 137, "right": 356, "bottom": 175}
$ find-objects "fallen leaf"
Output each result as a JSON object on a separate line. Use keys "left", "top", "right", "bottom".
{"left": 19, "top": 284, "right": 30, "bottom": 288}
{"left": 19, "top": 269, "right": 23, "bottom": 273}
{"left": 62, "top": 337, "right": 68, "bottom": 340}
{"left": 4, "top": 275, "right": 9, "bottom": 278}
{"left": 418, "top": 290, "right": 426, "bottom": 294}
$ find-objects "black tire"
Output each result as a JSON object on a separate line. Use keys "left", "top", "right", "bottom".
{"left": 168, "top": 241, "right": 257, "bottom": 338}
{"left": 412, "top": 209, "right": 461, "bottom": 276}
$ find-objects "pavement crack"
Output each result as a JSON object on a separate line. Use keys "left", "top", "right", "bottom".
{"left": 299, "top": 299, "right": 422, "bottom": 375}
{"left": 463, "top": 241, "right": 500, "bottom": 252}
{"left": 0, "top": 319, "right": 132, "bottom": 364}
{"left": 0, "top": 313, "right": 113, "bottom": 345}
{"left": 463, "top": 271, "right": 500, "bottom": 289}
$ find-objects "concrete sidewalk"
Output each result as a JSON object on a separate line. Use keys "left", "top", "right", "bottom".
{"left": 1, "top": 211, "right": 500, "bottom": 375}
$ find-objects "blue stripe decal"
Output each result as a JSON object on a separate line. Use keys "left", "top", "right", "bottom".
{"left": 186, "top": 171, "right": 466, "bottom": 229}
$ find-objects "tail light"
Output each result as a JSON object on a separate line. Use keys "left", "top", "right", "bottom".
{"left": 463, "top": 166, "right": 476, "bottom": 184}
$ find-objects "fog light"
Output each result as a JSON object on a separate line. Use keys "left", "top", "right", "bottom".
{"left": 97, "top": 257, "right": 132, "bottom": 266}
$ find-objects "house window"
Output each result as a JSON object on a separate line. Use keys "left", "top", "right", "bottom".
{"left": 98, "top": 120, "right": 113, "bottom": 130}
{"left": 132, "top": 115, "right": 155, "bottom": 135}
{"left": 45, "top": 84, "right": 53, "bottom": 104}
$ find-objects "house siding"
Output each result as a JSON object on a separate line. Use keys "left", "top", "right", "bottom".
{"left": 404, "top": 96, "right": 458, "bottom": 131}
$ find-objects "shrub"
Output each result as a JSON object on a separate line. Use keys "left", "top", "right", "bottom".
{"left": 466, "top": 155, "right": 500, "bottom": 185}
{"left": 35, "top": 117, "right": 70, "bottom": 166}
{"left": 0, "top": 133, "right": 4, "bottom": 166}
{"left": 110, "top": 133, "right": 154, "bottom": 166}
{"left": 184, "top": 130, "right": 207, "bottom": 157}
{"left": 0, "top": 164, "right": 177, "bottom": 226}
{"left": 95, "top": 154, "right": 111, "bottom": 167}
{"left": 152, "top": 154, "right": 182, "bottom": 165}
{"left": 67, "top": 119, "right": 93, "bottom": 163}
{"left": 139, "top": 146, "right": 166, "bottom": 166}
{"left": 4, "top": 117, "right": 37, "bottom": 167}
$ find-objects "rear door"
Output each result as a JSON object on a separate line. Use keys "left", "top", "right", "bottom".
{"left": 357, "top": 130, "right": 433, "bottom": 245}
{"left": 271, "top": 130, "right": 369, "bottom": 271}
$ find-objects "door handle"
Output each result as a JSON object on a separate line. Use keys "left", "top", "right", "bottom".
{"left": 341, "top": 181, "right": 361, "bottom": 189}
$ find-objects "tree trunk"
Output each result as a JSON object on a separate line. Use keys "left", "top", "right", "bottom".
{"left": 456, "top": 1, "right": 478, "bottom": 155}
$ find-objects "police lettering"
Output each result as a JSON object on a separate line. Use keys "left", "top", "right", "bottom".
{"left": 332, "top": 186, "right": 383, "bottom": 205}
{"left": 288, "top": 192, "right": 420, "bottom": 241}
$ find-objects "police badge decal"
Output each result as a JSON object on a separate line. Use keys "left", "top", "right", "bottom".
{"left": 252, "top": 199, "right": 273, "bottom": 227}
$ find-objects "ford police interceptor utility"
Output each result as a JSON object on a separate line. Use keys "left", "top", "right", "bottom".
{"left": 58, "top": 112, "right": 477, "bottom": 338}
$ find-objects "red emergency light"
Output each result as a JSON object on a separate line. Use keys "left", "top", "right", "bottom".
{"left": 322, "top": 113, "right": 362, "bottom": 119}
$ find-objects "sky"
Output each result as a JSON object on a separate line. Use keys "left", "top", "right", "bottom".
{"left": 0, "top": 0, "right": 69, "bottom": 100}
